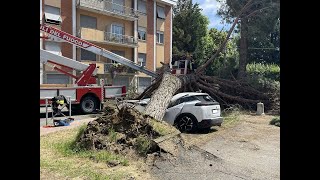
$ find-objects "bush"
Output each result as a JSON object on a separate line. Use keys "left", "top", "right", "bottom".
{"left": 269, "top": 117, "right": 280, "bottom": 127}
{"left": 204, "top": 56, "right": 239, "bottom": 78}
{"left": 246, "top": 63, "right": 280, "bottom": 81}
{"left": 247, "top": 75, "right": 280, "bottom": 92}
{"left": 246, "top": 62, "right": 280, "bottom": 94}
{"left": 246, "top": 63, "right": 280, "bottom": 112}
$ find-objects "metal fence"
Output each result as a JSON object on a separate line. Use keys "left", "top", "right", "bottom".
{"left": 78, "top": 0, "right": 138, "bottom": 19}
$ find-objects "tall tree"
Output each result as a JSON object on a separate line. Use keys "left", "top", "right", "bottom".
{"left": 202, "top": 28, "right": 239, "bottom": 78}
{"left": 218, "top": 0, "right": 280, "bottom": 79}
{"left": 172, "top": 0, "right": 209, "bottom": 59}
{"left": 248, "top": 18, "right": 280, "bottom": 64}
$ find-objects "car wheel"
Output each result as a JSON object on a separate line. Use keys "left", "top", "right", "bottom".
{"left": 175, "top": 115, "right": 198, "bottom": 133}
{"left": 80, "top": 96, "right": 98, "bottom": 114}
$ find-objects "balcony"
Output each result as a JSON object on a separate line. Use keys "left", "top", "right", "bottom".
{"left": 105, "top": 32, "right": 138, "bottom": 47}
{"left": 104, "top": 63, "right": 137, "bottom": 74}
{"left": 77, "top": 0, "right": 138, "bottom": 21}
{"left": 79, "top": 28, "right": 138, "bottom": 48}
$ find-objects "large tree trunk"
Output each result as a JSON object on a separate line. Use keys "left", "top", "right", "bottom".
{"left": 238, "top": 18, "right": 249, "bottom": 79}
{"left": 144, "top": 73, "right": 182, "bottom": 120}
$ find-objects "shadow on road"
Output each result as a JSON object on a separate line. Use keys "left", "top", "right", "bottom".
{"left": 182, "top": 128, "right": 218, "bottom": 135}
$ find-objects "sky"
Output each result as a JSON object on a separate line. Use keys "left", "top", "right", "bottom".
{"left": 193, "top": 0, "right": 231, "bottom": 30}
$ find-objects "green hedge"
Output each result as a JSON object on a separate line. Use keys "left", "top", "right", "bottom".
{"left": 246, "top": 63, "right": 280, "bottom": 81}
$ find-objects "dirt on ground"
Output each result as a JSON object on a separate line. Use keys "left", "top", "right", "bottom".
{"left": 40, "top": 107, "right": 279, "bottom": 180}
{"left": 76, "top": 103, "right": 180, "bottom": 158}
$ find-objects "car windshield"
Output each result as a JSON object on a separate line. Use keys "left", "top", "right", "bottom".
{"left": 195, "top": 95, "right": 215, "bottom": 103}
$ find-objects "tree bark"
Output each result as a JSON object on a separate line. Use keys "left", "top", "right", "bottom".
{"left": 238, "top": 18, "right": 249, "bottom": 79}
{"left": 144, "top": 73, "right": 182, "bottom": 120}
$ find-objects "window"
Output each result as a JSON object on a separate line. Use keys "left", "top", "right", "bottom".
{"left": 46, "top": 74, "right": 69, "bottom": 84}
{"left": 157, "top": 5, "right": 165, "bottom": 19}
{"left": 196, "top": 95, "right": 216, "bottom": 103}
{"left": 168, "top": 95, "right": 198, "bottom": 108}
{"left": 113, "top": 76, "right": 130, "bottom": 89}
{"left": 168, "top": 99, "right": 181, "bottom": 108}
{"left": 45, "top": 41, "right": 61, "bottom": 55}
{"left": 138, "top": 27, "right": 146, "bottom": 41}
{"left": 138, "top": 53, "right": 146, "bottom": 67}
{"left": 111, "top": 50, "right": 125, "bottom": 63}
{"left": 110, "top": 24, "right": 124, "bottom": 43}
{"left": 44, "top": 5, "right": 62, "bottom": 25}
{"left": 183, "top": 96, "right": 198, "bottom": 103}
{"left": 138, "top": 0, "right": 147, "bottom": 14}
{"left": 112, "top": 0, "right": 125, "bottom": 13}
{"left": 111, "top": 24, "right": 124, "bottom": 35}
{"left": 80, "top": 14, "right": 97, "bottom": 29}
{"left": 81, "top": 49, "right": 96, "bottom": 61}
{"left": 138, "top": 77, "right": 151, "bottom": 93}
{"left": 156, "top": 31, "right": 164, "bottom": 44}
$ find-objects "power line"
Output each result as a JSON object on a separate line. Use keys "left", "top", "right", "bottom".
{"left": 248, "top": 47, "right": 279, "bottom": 50}
{"left": 236, "top": 47, "right": 279, "bottom": 50}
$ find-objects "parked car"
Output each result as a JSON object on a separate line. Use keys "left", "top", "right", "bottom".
{"left": 124, "top": 92, "right": 223, "bottom": 132}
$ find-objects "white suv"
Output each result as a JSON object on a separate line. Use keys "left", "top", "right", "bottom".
{"left": 129, "top": 92, "right": 223, "bottom": 132}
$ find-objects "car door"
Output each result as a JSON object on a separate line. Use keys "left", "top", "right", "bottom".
{"left": 163, "top": 98, "right": 185, "bottom": 125}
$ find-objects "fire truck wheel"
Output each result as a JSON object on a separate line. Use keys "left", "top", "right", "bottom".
{"left": 80, "top": 96, "right": 98, "bottom": 114}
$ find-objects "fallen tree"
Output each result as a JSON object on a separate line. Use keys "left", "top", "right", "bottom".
{"left": 74, "top": 0, "right": 278, "bottom": 162}
{"left": 136, "top": 0, "right": 278, "bottom": 121}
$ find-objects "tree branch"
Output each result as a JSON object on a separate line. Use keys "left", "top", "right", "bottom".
{"left": 241, "top": 4, "right": 278, "bottom": 19}
{"left": 196, "top": 0, "right": 254, "bottom": 73}
{"left": 198, "top": 83, "right": 261, "bottom": 104}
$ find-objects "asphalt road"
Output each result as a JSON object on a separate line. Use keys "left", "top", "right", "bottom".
{"left": 150, "top": 115, "right": 280, "bottom": 180}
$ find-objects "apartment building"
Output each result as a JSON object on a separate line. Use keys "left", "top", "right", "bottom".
{"left": 40, "top": 0, "right": 176, "bottom": 93}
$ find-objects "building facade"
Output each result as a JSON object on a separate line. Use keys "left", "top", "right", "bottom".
{"left": 40, "top": 0, "right": 176, "bottom": 93}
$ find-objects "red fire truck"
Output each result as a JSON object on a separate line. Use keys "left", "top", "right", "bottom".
{"left": 40, "top": 21, "right": 192, "bottom": 114}
{"left": 40, "top": 23, "right": 158, "bottom": 113}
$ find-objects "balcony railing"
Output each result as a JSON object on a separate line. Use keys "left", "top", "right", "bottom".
{"left": 104, "top": 63, "right": 137, "bottom": 74}
{"left": 105, "top": 32, "right": 138, "bottom": 46}
{"left": 79, "top": 28, "right": 138, "bottom": 47}
{"left": 77, "top": 0, "right": 138, "bottom": 21}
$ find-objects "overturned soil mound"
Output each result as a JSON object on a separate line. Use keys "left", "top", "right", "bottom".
{"left": 76, "top": 103, "right": 179, "bottom": 156}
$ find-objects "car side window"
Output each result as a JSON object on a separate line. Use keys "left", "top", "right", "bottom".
{"left": 167, "top": 101, "right": 175, "bottom": 108}
{"left": 183, "top": 96, "right": 198, "bottom": 103}
{"left": 168, "top": 98, "right": 183, "bottom": 108}
{"left": 168, "top": 96, "right": 198, "bottom": 108}
{"left": 196, "top": 95, "right": 216, "bottom": 103}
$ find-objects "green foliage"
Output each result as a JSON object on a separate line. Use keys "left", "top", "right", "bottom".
{"left": 200, "top": 29, "right": 239, "bottom": 78}
{"left": 247, "top": 18, "right": 280, "bottom": 64}
{"left": 172, "top": 0, "right": 209, "bottom": 60}
{"left": 246, "top": 63, "right": 280, "bottom": 103}
{"left": 246, "top": 63, "right": 280, "bottom": 81}
{"left": 270, "top": 116, "right": 280, "bottom": 127}
{"left": 249, "top": 76, "right": 279, "bottom": 91}
{"left": 135, "top": 135, "right": 152, "bottom": 156}
{"left": 218, "top": 0, "right": 280, "bottom": 66}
